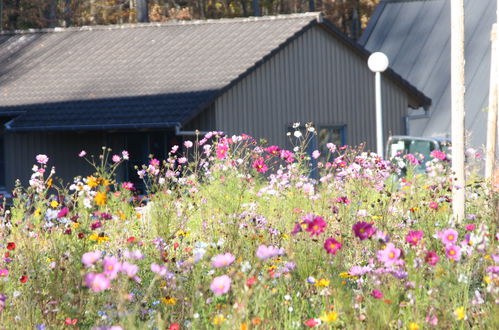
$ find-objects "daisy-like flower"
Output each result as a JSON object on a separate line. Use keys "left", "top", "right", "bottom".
{"left": 81, "top": 251, "right": 102, "bottom": 267}
{"left": 377, "top": 243, "right": 401, "bottom": 267}
{"left": 84, "top": 273, "right": 110, "bottom": 293}
{"left": 36, "top": 154, "right": 49, "bottom": 165}
{"left": 252, "top": 157, "right": 268, "bottom": 173}
{"left": 406, "top": 230, "right": 424, "bottom": 246}
{"left": 445, "top": 244, "right": 461, "bottom": 261}
{"left": 305, "top": 215, "right": 327, "bottom": 236}
{"left": 439, "top": 228, "right": 458, "bottom": 245}
{"left": 324, "top": 238, "right": 342, "bottom": 255}
{"left": 255, "top": 245, "right": 284, "bottom": 260}
{"left": 212, "top": 253, "right": 236, "bottom": 268}
{"left": 425, "top": 251, "right": 439, "bottom": 266}
{"left": 210, "top": 275, "right": 231, "bottom": 296}
{"left": 352, "top": 221, "right": 376, "bottom": 240}
{"left": 371, "top": 289, "right": 384, "bottom": 299}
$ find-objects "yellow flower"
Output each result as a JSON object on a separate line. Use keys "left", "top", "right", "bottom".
{"left": 338, "top": 272, "right": 356, "bottom": 279}
{"left": 97, "top": 236, "right": 109, "bottom": 243}
{"left": 212, "top": 314, "right": 226, "bottom": 325}
{"left": 320, "top": 311, "right": 338, "bottom": 323}
{"left": 314, "top": 278, "right": 330, "bottom": 287}
{"left": 99, "top": 178, "right": 111, "bottom": 186}
{"left": 50, "top": 200, "right": 59, "bottom": 208}
{"left": 89, "top": 233, "right": 99, "bottom": 241}
{"left": 454, "top": 306, "right": 466, "bottom": 320}
{"left": 160, "top": 297, "right": 176, "bottom": 305}
{"left": 34, "top": 208, "right": 42, "bottom": 217}
{"left": 46, "top": 178, "right": 53, "bottom": 188}
{"left": 240, "top": 323, "right": 248, "bottom": 330}
{"left": 371, "top": 215, "right": 383, "bottom": 220}
{"left": 73, "top": 222, "right": 80, "bottom": 228}
{"left": 176, "top": 230, "right": 189, "bottom": 237}
{"left": 408, "top": 322, "right": 420, "bottom": 330}
{"left": 118, "top": 210, "right": 126, "bottom": 220}
{"left": 484, "top": 275, "right": 491, "bottom": 284}
{"left": 86, "top": 176, "right": 99, "bottom": 188}
{"left": 94, "top": 192, "right": 107, "bottom": 206}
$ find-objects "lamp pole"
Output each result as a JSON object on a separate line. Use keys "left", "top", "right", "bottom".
{"left": 368, "top": 52, "right": 390, "bottom": 158}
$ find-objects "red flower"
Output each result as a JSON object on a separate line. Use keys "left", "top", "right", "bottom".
{"left": 169, "top": 323, "right": 180, "bottom": 330}
{"left": 64, "top": 318, "right": 77, "bottom": 325}
{"left": 305, "top": 318, "right": 319, "bottom": 328}
{"left": 246, "top": 276, "right": 257, "bottom": 288}
{"left": 78, "top": 233, "right": 85, "bottom": 239}
{"left": 127, "top": 236, "right": 137, "bottom": 243}
{"left": 19, "top": 275, "right": 28, "bottom": 283}
{"left": 6, "top": 242, "right": 15, "bottom": 250}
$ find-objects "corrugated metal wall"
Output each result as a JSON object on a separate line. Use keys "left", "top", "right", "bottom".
{"left": 4, "top": 131, "right": 124, "bottom": 191}
{"left": 214, "top": 25, "right": 409, "bottom": 149}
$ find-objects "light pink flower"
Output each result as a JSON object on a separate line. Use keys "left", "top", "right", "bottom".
{"left": 81, "top": 251, "right": 102, "bottom": 267}
{"left": 445, "top": 244, "right": 461, "bottom": 261}
{"left": 178, "top": 157, "right": 188, "bottom": 164}
{"left": 151, "top": 263, "right": 168, "bottom": 276}
{"left": 121, "top": 262, "right": 139, "bottom": 277}
{"left": 439, "top": 228, "right": 458, "bottom": 245}
{"left": 184, "top": 141, "right": 193, "bottom": 148}
{"left": 377, "top": 243, "right": 401, "bottom": 267}
{"left": 36, "top": 154, "right": 49, "bottom": 165}
{"left": 102, "top": 256, "right": 121, "bottom": 279}
{"left": 78, "top": 150, "right": 87, "bottom": 157}
{"left": 256, "top": 245, "right": 284, "bottom": 260}
{"left": 312, "top": 150, "right": 320, "bottom": 159}
{"left": 210, "top": 275, "right": 231, "bottom": 296}
{"left": 112, "top": 155, "right": 121, "bottom": 163}
{"left": 84, "top": 272, "right": 110, "bottom": 292}
{"left": 212, "top": 253, "right": 236, "bottom": 268}
{"left": 121, "top": 150, "right": 129, "bottom": 160}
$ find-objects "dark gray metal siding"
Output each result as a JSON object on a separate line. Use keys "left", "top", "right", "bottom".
{"left": 214, "top": 26, "right": 410, "bottom": 149}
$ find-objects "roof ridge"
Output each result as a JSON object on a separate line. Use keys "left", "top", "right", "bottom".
{"left": 0, "top": 12, "right": 322, "bottom": 36}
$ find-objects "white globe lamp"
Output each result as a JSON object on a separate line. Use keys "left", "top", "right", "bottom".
{"left": 368, "top": 52, "right": 389, "bottom": 73}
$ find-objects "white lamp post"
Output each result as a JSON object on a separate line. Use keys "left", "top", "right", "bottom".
{"left": 368, "top": 52, "right": 389, "bottom": 158}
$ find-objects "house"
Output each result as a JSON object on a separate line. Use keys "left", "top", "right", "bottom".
{"left": 0, "top": 12, "right": 430, "bottom": 191}
{"left": 360, "top": 0, "right": 496, "bottom": 152}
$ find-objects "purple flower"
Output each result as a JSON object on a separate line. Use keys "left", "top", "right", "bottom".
{"left": 84, "top": 272, "right": 110, "bottom": 293}
{"left": 36, "top": 154, "right": 49, "bottom": 165}
{"left": 256, "top": 245, "right": 284, "bottom": 260}
{"left": 377, "top": 243, "right": 402, "bottom": 267}
{"left": 212, "top": 253, "right": 235, "bottom": 268}
{"left": 102, "top": 256, "right": 121, "bottom": 279}
{"left": 210, "top": 275, "right": 231, "bottom": 296}
{"left": 81, "top": 251, "right": 102, "bottom": 267}
{"left": 352, "top": 221, "right": 376, "bottom": 240}
{"left": 291, "top": 222, "right": 303, "bottom": 235}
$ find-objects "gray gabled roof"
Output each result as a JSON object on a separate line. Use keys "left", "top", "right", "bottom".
{"left": 360, "top": 0, "right": 496, "bottom": 149}
{"left": 0, "top": 12, "right": 430, "bottom": 131}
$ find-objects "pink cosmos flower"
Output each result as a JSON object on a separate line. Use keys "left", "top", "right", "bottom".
{"left": 84, "top": 272, "right": 110, "bottom": 293}
{"left": 305, "top": 318, "right": 320, "bottom": 328}
{"left": 439, "top": 228, "right": 458, "bottom": 245}
{"left": 112, "top": 155, "right": 121, "bottom": 163}
{"left": 264, "top": 145, "right": 280, "bottom": 156}
{"left": 78, "top": 150, "right": 87, "bottom": 157}
{"left": 121, "top": 150, "right": 129, "bottom": 160}
{"left": 149, "top": 158, "right": 160, "bottom": 167}
{"left": 377, "top": 243, "right": 401, "bottom": 267}
{"left": 425, "top": 251, "right": 439, "bottom": 266}
{"left": 57, "top": 207, "right": 69, "bottom": 218}
{"left": 184, "top": 140, "right": 193, "bottom": 148}
{"left": 81, "top": 251, "right": 102, "bottom": 267}
{"left": 348, "top": 265, "right": 372, "bottom": 276}
{"left": 445, "top": 244, "right": 461, "bottom": 261}
{"left": 210, "top": 275, "right": 231, "bottom": 296}
{"left": 429, "top": 201, "right": 439, "bottom": 210}
{"left": 256, "top": 245, "right": 284, "bottom": 260}
{"left": 102, "top": 256, "right": 121, "bottom": 279}
{"left": 36, "top": 154, "right": 49, "bottom": 165}
{"left": 252, "top": 157, "right": 268, "bottom": 173}
{"left": 121, "top": 182, "right": 135, "bottom": 191}
{"left": 324, "top": 237, "right": 342, "bottom": 255}
{"left": 151, "top": 263, "right": 168, "bottom": 276}
{"left": 124, "top": 249, "right": 144, "bottom": 260}
{"left": 465, "top": 224, "right": 476, "bottom": 231}
{"left": 305, "top": 216, "right": 327, "bottom": 236}
{"left": 178, "top": 157, "right": 188, "bottom": 164}
{"left": 212, "top": 253, "right": 236, "bottom": 268}
{"left": 352, "top": 221, "right": 376, "bottom": 240}
{"left": 371, "top": 289, "right": 384, "bottom": 299}
{"left": 0, "top": 268, "right": 8, "bottom": 277}
{"left": 280, "top": 149, "right": 295, "bottom": 163}
{"left": 121, "top": 262, "right": 139, "bottom": 277}
{"left": 406, "top": 230, "right": 424, "bottom": 246}
{"left": 430, "top": 150, "right": 447, "bottom": 160}
{"left": 312, "top": 150, "right": 320, "bottom": 159}
{"left": 216, "top": 143, "right": 229, "bottom": 159}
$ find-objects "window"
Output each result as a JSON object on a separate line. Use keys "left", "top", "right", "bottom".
{"left": 317, "top": 126, "right": 346, "bottom": 156}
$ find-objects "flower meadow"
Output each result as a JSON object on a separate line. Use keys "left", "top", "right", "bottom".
{"left": 0, "top": 125, "right": 498, "bottom": 329}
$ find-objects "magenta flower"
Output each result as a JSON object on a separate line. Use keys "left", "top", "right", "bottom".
{"left": 324, "top": 237, "right": 342, "bottom": 255}
{"left": 425, "top": 251, "right": 439, "bottom": 266}
{"left": 371, "top": 289, "right": 384, "bottom": 299}
{"left": 279, "top": 149, "right": 295, "bottom": 163}
{"left": 430, "top": 150, "right": 447, "bottom": 160}
{"left": 121, "top": 182, "right": 135, "bottom": 191}
{"left": 57, "top": 207, "right": 69, "bottom": 218}
{"left": 84, "top": 272, "right": 111, "bottom": 293}
{"left": 121, "top": 262, "right": 139, "bottom": 277}
{"left": 439, "top": 228, "right": 458, "bottom": 245}
{"left": 352, "top": 221, "right": 376, "bottom": 240}
{"left": 216, "top": 143, "right": 229, "bottom": 159}
{"left": 102, "top": 256, "right": 121, "bottom": 279}
{"left": 429, "top": 201, "right": 439, "bottom": 210}
{"left": 377, "top": 243, "right": 401, "bottom": 267}
{"left": 81, "top": 251, "right": 102, "bottom": 267}
{"left": 291, "top": 222, "right": 303, "bottom": 235}
{"left": 36, "top": 154, "right": 49, "bottom": 165}
{"left": 212, "top": 253, "right": 236, "bottom": 268}
{"left": 445, "top": 244, "right": 461, "bottom": 261}
{"left": 0, "top": 268, "right": 8, "bottom": 277}
{"left": 264, "top": 145, "right": 280, "bottom": 156}
{"left": 210, "top": 275, "right": 232, "bottom": 296}
{"left": 256, "top": 245, "right": 284, "bottom": 260}
{"left": 252, "top": 157, "right": 268, "bottom": 173}
{"left": 465, "top": 224, "right": 476, "bottom": 231}
{"left": 406, "top": 230, "right": 424, "bottom": 246}
{"left": 305, "top": 216, "right": 327, "bottom": 237}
